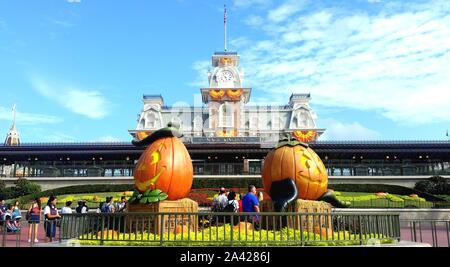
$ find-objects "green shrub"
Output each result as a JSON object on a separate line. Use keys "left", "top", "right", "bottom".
{"left": 17, "top": 184, "right": 134, "bottom": 204}
{"left": 414, "top": 176, "right": 450, "bottom": 195}
{"left": 0, "top": 179, "right": 5, "bottom": 190}
{"left": 329, "top": 183, "right": 446, "bottom": 202}
{"left": 0, "top": 178, "right": 41, "bottom": 200}
{"left": 14, "top": 178, "right": 41, "bottom": 196}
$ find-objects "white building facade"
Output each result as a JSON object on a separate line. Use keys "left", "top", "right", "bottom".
{"left": 129, "top": 51, "right": 325, "bottom": 144}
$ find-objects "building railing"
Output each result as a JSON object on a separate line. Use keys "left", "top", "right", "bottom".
{"left": 2, "top": 161, "right": 450, "bottom": 177}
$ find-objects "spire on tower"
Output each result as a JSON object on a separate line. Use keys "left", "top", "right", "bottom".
{"left": 4, "top": 104, "right": 20, "bottom": 146}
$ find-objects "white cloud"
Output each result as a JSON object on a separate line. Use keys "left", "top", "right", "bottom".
{"left": 267, "top": 0, "right": 307, "bottom": 23}
{"left": 233, "top": 0, "right": 272, "bottom": 8}
{"left": 245, "top": 15, "right": 264, "bottom": 26}
{"left": 0, "top": 106, "right": 61, "bottom": 125}
{"left": 320, "top": 120, "right": 382, "bottom": 140}
{"left": 189, "top": 60, "right": 210, "bottom": 87}
{"left": 50, "top": 19, "right": 75, "bottom": 27}
{"left": 67, "top": 0, "right": 81, "bottom": 3}
{"left": 229, "top": 0, "right": 450, "bottom": 125}
{"left": 30, "top": 76, "right": 110, "bottom": 119}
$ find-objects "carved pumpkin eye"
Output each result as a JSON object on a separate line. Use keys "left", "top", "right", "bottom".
{"left": 151, "top": 150, "right": 161, "bottom": 165}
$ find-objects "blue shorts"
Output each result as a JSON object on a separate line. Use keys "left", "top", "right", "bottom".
{"left": 28, "top": 214, "right": 40, "bottom": 223}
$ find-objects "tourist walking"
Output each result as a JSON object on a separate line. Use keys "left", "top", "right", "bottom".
{"left": 75, "top": 200, "right": 89, "bottom": 213}
{"left": 223, "top": 191, "right": 239, "bottom": 213}
{"left": 101, "top": 197, "right": 115, "bottom": 213}
{"left": 27, "top": 198, "right": 41, "bottom": 243}
{"left": 61, "top": 201, "right": 73, "bottom": 214}
{"left": 212, "top": 187, "right": 228, "bottom": 212}
{"left": 115, "top": 196, "right": 127, "bottom": 212}
{"left": 11, "top": 201, "right": 22, "bottom": 220}
{"left": 43, "top": 196, "right": 61, "bottom": 242}
{"left": 242, "top": 185, "right": 261, "bottom": 228}
{"left": 0, "top": 198, "right": 7, "bottom": 220}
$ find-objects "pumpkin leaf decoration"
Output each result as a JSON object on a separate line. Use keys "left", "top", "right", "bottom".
{"left": 130, "top": 189, "right": 169, "bottom": 204}
{"left": 132, "top": 122, "right": 183, "bottom": 147}
{"left": 276, "top": 132, "right": 309, "bottom": 149}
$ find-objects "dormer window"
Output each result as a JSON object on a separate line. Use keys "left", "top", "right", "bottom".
{"left": 146, "top": 112, "right": 157, "bottom": 129}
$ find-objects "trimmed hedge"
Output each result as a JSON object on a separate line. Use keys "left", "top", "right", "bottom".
{"left": 17, "top": 184, "right": 134, "bottom": 204}
{"left": 329, "top": 183, "right": 446, "bottom": 202}
{"left": 13, "top": 180, "right": 448, "bottom": 204}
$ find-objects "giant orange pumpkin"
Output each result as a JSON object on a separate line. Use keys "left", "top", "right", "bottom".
{"left": 262, "top": 136, "right": 328, "bottom": 200}
{"left": 132, "top": 123, "right": 193, "bottom": 200}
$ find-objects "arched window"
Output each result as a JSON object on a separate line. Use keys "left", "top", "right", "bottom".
{"left": 193, "top": 116, "right": 203, "bottom": 131}
{"left": 267, "top": 120, "right": 272, "bottom": 129}
{"left": 292, "top": 116, "right": 298, "bottom": 128}
{"left": 218, "top": 103, "right": 234, "bottom": 127}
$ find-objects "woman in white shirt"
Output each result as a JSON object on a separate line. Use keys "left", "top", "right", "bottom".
{"left": 43, "top": 196, "right": 61, "bottom": 242}
{"left": 60, "top": 201, "right": 73, "bottom": 214}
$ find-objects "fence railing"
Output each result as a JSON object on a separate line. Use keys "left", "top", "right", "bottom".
{"left": 400, "top": 219, "right": 450, "bottom": 247}
{"left": 57, "top": 212, "right": 400, "bottom": 246}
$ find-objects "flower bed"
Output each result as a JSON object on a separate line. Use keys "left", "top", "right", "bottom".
{"left": 76, "top": 225, "right": 396, "bottom": 247}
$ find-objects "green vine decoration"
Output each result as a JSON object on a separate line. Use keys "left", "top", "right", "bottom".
{"left": 129, "top": 189, "right": 168, "bottom": 204}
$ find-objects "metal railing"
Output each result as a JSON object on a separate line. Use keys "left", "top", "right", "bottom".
{"left": 0, "top": 219, "right": 62, "bottom": 247}
{"left": 400, "top": 219, "right": 450, "bottom": 247}
{"left": 57, "top": 212, "right": 400, "bottom": 246}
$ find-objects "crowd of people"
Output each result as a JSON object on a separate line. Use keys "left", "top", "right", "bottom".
{"left": 212, "top": 185, "right": 263, "bottom": 214}
{"left": 1, "top": 188, "right": 261, "bottom": 243}
{"left": 0, "top": 195, "right": 128, "bottom": 243}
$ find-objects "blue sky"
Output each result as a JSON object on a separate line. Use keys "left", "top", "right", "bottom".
{"left": 0, "top": 0, "right": 449, "bottom": 142}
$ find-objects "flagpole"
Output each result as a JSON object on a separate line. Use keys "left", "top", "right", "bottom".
{"left": 224, "top": 4, "right": 227, "bottom": 52}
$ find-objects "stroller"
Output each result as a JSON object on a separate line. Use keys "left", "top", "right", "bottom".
{"left": 1, "top": 211, "right": 21, "bottom": 233}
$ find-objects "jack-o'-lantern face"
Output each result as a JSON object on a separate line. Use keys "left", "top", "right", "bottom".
{"left": 134, "top": 135, "right": 193, "bottom": 200}
{"left": 262, "top": 141, "right": 328, "bottom": 200}
{"left": 135, "top": 143, "right": 167, "bottom": 191}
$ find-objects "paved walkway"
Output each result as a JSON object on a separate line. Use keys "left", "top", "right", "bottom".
{"left": 1, "top": 223, "right": 59, "bottom": 247}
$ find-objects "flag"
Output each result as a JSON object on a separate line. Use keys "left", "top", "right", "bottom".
{"left": 224, "top": 5, "right": 227, "bottom": 25}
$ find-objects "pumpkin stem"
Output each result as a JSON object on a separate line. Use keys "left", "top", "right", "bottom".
{"left": 132, "top": 123, "right": 183, "bottom": 147}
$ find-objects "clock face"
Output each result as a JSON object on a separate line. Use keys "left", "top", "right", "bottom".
{"left": 218, "top": 70, "right": 234, "bottom": 83}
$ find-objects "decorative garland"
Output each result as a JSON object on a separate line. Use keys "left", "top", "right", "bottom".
{"left": 226, "top": 89, "right": 242, "bottom": 100}
{"left": 209, "top": 89, "right": 225, "bottom": 99}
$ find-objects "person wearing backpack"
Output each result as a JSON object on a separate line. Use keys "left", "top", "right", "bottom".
{"left": 223, "top": 191, "right": 239, "bottom": 213}
{"left": 43, "top": 196, "right": 61, "bottom": 242}
{"left": 101, "top": 197, "right": 115, "bottom": 213}
{"left": 221, "top": 191, "right": 239, "bottom": 225}
{"left": 76, "top": 200, "right": 89, "bottom": 214}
